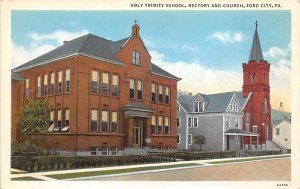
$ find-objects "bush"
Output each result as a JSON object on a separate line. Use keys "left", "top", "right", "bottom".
{"left": 11, "top": 153, "right": 176, "bottom": 172}
{"left": 11, "top": 143, "right": 43, "bottom": 156}
{"left": 174, "top": 151, "right": 236, "bottom": 160}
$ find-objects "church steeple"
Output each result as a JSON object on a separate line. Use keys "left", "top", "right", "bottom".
{"left": 248, "top": 21, "right": 264, "bottom": 62}
{"left": 132, "top": 20, "right": 140, "bottom": 37}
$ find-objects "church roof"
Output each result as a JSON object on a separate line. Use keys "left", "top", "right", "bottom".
{"left": 248, "top": 23, "right": 264, "bottom": 62}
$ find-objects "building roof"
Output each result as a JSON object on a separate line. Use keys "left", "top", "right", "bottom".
{"left": 13, "top": 30, "right": 179, "bottom": 81}
{"left": 177, "top": 91, "right": 247, "bottom": 113}
{"left": 151, "top": 63, "right": 181, "bottom": 80}
{"left": 272, "top": 119, "right": 291, "bottom": 127}
{"left": 225, "top": 129, "right": 259, "bottom": 136}
{"left": 248, "top": 27, "right": 264, "bottom": 62}
{"left": 11, "top": 71, "right": 25, "bottom": 80}
{"left": 123, "top": 102, "right": 154, "bottom": 112}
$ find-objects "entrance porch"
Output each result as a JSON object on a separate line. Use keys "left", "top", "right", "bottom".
{"left": 225, "top": 129, "right": 259, "bottom": 151}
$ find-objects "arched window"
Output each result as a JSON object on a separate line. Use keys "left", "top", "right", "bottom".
{"left": 253, "top": 73, "right": 257, "bottom": 83}
{"left": 248, "top": 74, "right": 253, "bottom": 84}
{"left": 264, "top": 74, "right": 268, "bottom": 84}
{"left": 264, "top": 97, "right": 268, "bottom": 114}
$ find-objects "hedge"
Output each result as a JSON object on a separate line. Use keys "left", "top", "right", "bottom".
{"left": 11, "top": 153, "right": 176, "bottom": 172}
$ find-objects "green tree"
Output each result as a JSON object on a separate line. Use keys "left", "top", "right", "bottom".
{"left": 193, "top": 134, "right": 206, "bottom": 151}
{"left": 18, "top": 97, "right": 50, "bottom": 150}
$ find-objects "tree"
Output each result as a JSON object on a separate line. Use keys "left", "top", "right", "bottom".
{"left": 18, "top": 97, "right": 50, "bottom": 150}
{"left": 193, "top": 134, "right": 206, "bottom": 151}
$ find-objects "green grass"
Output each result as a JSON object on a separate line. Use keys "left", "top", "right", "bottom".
{"left": 46, "top": 163, "right": 200, "bottom": 180}
{"left": 11, "top": 176, "right": 44, "bottom": 181}
{"left": 209, "top": 155, "right": 290, "bottom": 164}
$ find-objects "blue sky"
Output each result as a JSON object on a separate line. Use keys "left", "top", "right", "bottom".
{"left": 11, "top": 10, "right": 291, "bottom": 110}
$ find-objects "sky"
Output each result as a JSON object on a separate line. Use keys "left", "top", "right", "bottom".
{"left": 11, "top": 10, "right": 291, "bottom": 111}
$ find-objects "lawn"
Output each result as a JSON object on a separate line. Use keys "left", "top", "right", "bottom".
{"left": 46, "top": 163, "right": 200, "bottom": 180}
{"left": 11, "top": 176, "right": 44, "bottom": 181}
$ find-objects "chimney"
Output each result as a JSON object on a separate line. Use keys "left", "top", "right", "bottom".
{"left": 188, "top": 92, "right": 193, "bottom": 96}
{"left": 63, "top": 41, "right": 68, "bottom": 45}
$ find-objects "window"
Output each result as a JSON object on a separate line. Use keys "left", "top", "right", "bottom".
{"left": 91, "top": 109, "right": 99, "bottom": 132}
{"left": 111, "top": 146, "right": 118, "bottom": 155}
{"left": 65, "top": 69, "right": 70, "bottom": 93}
{"left": 177, "top": 106, "right": 180, "bottom": 111}
{"left": 43, "top": 74, "right": 47, "bottom": 95}
{"left": 102, "top": 73, "right": 109, "bottom": 96}
{"left": 132, "top": 51, "right": 140, "bottom": 65}
{"left": 264, "top": 97, "right": 269, "bottom": 114}
{"left": 25, "top": 79, "right": 29, "bottom": 97}
{"left": 129, "top": 79, "right": 135, "bottom": 99}
{"left": 57, "top": 110, "right": 62, "bottom": 129}
{"left": 264, "top": 74, "right": 268, "bottom": 84}
{"left": 36, "top": 76, "right": 41, "bottom": 97}
{"left": 246, "top": 113, "right": 251, "bottom": 123}
{"left": 188, "top": 134, "right": 192, "bottom": 145}
{"left": 164, "top": 116, "right": 170, "bottom": 134}
{"left": 276, "top": 128, "right": 280, "bottom": 135}
{"left": 91, "top": 70, "right": 99, "bottom": 93}
{"left": 225, "top": 116, "right": 229, "bottom": 127}
{"left": 112, "top": 75, "right": 119, "bottom": 97}
{"left": 57, "top": 71, "right": 62, "bottom": 94}
{"left": 50, "top": 72, "right": 55, "bottom": 95}
{"left": 90, "top": 147, "right": 99, "bottom": 156}
{"left": 158, "top": 85, "right": 163, "bottom": 103}
{"left": 101, "top": 147, "right": 109, "bottom": 155}
{"left": 188, "top": 117, "right": 192, "bottom": 128}
{"left": 230, "top": 100, "right": 238, "bottom": 112}
{"left": 253, "top": 73, "right": 257, "bottom": 83}
{"left": 62, "top": 109, "right": 70, "bottom": 132}
{"left": 48, "top": 110, "right": 54, "bottom": 132}
{"left": 137, "top": 80, "right": 143, "bottom": 100}
{"left": 177, "top": 117, "right": 180, "bottom": 127}
{"left": 165, "top": 86, "right": 170, "bottom": 104}
{"left": 151, "top": 83, "right": 157, "bottom": 102}
{"left": 177, "top": 134, "right": 180, "bottom": 144}
{"left": 193, "top": 102, "right": 204, "bottom": 112}
{"left": 235, "top": 117, "right": 239, "bottom": 127}
{"left": 151, "top": 116, "right": 156, "bottom": 134}
{"left": 112, "top": 112, "right": 118, "bottom": 133}
{"left": 253, "top": 126, "right": 258, "bottom": 133}
{"left": 193, "top": 117, "right": 198, "bottom": 127}
{"left": 158, "top": 116, "right": 163, "bottom": 134}
{"left": 102, "top": 110, "right": 109, "bottom": 132}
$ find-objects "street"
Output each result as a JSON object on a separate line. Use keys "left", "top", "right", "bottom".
{"left": 79, "top": 157, "right": 290, "bottom": 181}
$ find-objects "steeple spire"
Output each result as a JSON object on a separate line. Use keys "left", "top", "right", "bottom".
{"left": 249, "top": 21, "right": 264, "bottom": 62}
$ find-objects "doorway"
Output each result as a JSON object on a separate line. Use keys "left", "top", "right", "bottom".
{"left": 133, "top": 118, "right": 145, "bottom": 148}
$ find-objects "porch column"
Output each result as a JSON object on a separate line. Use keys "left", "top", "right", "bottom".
{"left": 256, "top": 135, "right": 259, "bottom": 150}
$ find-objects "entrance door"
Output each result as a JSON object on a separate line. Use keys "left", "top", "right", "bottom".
{"left": 266, "top": 125, "right": 269, "bottom": 140}
{"left": 226, "top": 136, "right": 230, "bottom": 150}
{"left": 133, "top": 118, "right": 144, "bottom": 147}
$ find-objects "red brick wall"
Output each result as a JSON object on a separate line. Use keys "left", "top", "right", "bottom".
{"left": 11, "top": 30, "right": 178, "bottom": 152}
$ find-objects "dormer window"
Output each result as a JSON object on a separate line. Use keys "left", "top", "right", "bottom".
{"left": 193, "top": 101, "right": 204, "bottom": 112}
{"left": 132, "top": 51, "right": 140, "bottom": 66}
{"left": 229, "top": 100, "right": 238, "bottom": 112}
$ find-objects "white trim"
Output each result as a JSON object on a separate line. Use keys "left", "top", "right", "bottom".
{"left": 222, "top": 114, "right": 225, "bottom": 151}
{"left": 185, "top": 115, "right": 189, "bottom": 150}
{"left": 121, "top": 36, "right": 132, "bottom": 48}
{"left": 243, "top": 92, "right": 253, "bottom": 109}
{"left": 177, "top": 101, "right": 187, "bottom": 113}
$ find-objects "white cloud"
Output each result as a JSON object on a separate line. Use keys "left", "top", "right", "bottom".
{"left": 150, "top": 50, "right": 242, "bottom": 94}
{"left": 29, "top": 29, "right": 89, "bottom": 45}
{"left": 12, "top": 29, "right": 89, "bottom": 68}
{"left": 271, "top": 58, "right": 291, "bottom": 81}
{"left": 181, "top": 44, "right": 198, "bottom": 53}
{"left": 209, "top": 31, "right": 246, "bottom": 44}
{"left": 263, "top": 46, "right": 287, "bottom": 58}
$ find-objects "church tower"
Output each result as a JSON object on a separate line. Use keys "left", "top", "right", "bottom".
{"left": 242, "top": 22, "right": 272, "bottom": 144}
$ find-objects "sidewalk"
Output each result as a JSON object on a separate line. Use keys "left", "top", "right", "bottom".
{"left": 11, "top": 154, "right": 290, "bottom": 181}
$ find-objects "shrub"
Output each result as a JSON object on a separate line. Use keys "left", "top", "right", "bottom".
{"left": 11, "top": 143, "right": 43, "bottom": 156}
